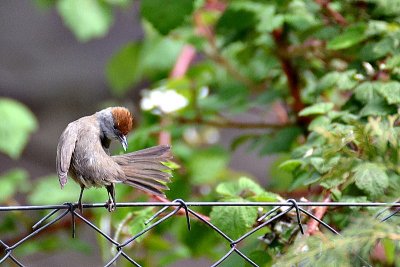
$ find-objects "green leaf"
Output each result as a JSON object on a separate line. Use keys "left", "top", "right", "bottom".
{"left": 106, "top": 42, "right": 142, "bottom": 95}
{"left": 269, "top": 155, "right": 294, "bottom": 191}
{"left": 308, "top": 116, "right": 331, "bottom": 131}
{"left": 210, "top": 199, "right": 258, "bottom": 239}
{"left": 353, "top": 163, "right": 389, "bottom": 197}
{"left": 141, "top": 0, "right": 194, "bottom": 35}
{"left": 289, "top": 171, "right": 321, "bottom": 190}
{"left": 141, "top": 35, "right": 184, "bottom": 77}
{"left": 279, "top": 159, "right": 303, "bottom": 172}
{"left": 372, "top": 37, "right": 396, "bottom": 57}
{"left": 354, "top": 82, "right": 378, "bottom": 103}
{"left": 256, "top": 5, "right": 284, "bottom": 33}
{"left": 129, "top": 208, "right": 155, "bottom": 242}
{"left": 299, "top": 102, "right": 334, "bottom": 116}
{"left": 359, "top": 100, "right": 396, "bottom": 117}
{"left": 187, "top": 146, "right": 229, "bottom": 184}
{"left": 316, "top": 70, "right": 357, "bottom": 92}
{"left": 327, "top": 24, "right": 367, "bottom": 50}
{"left": 376, "top": 81, "right": 400, "bottom": 104}
{"left": 258, "top": 127, "right": 302, "bottom": 155}
{"left": 216, "top": 177, "right": 264, "bottom": 198}
{"left": 216, "top": 7, "right": 256, "bottom": 35}
{"left": 230, "top": 134, "right": 256, "bottom": 151}
{"left": 386, "top": 54, "right": 400, "bottom": 68}
{"left": 0, "top": 169, "right": 29, "bottom": 202}
{"left": 0, "top": 98, "right": 38, "bottom": 159}
{"left": 382, "top": 238, "right": 395, "bottom": 265}
{"left": 57, "top": 0, "right": 113, "bottom": 42}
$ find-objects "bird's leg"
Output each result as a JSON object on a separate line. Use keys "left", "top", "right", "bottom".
{"left": 77, "top": 186, "right": 84, "bottom": 214}
{"left": 105, "top": 184, "right": 116, "bottom": 212}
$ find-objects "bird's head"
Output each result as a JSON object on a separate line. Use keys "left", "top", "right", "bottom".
{"left": 96, "top": 107, "right": 133, "bottom": 151}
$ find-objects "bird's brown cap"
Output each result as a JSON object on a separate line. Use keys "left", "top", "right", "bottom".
{"left": 111, "top": 107, "right": 133, "bottom": 135}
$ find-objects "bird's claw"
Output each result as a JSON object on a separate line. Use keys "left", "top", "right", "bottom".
{"left": 106, "top": 199, "right": 116, "bottom": 212}
{"left": 78, "top": 202, "right": 83, "bottom": 214}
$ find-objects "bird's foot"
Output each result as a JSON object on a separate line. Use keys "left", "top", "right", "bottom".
{"left": 77, "top": 201, "right": 83, "bottom": 214}
{"left": 105, "top": 199, "right": 116, "bottom": 212}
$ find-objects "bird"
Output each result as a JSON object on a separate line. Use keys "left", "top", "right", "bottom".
{"left": 56, "top": 107, "right": 172, "bottom": 212}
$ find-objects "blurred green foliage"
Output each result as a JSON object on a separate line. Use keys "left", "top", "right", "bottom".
{"left": 2, "top": 0, "right": 400, "bottom": 266}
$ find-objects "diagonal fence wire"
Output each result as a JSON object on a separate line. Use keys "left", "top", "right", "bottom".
{"left": 1, "top": 200, "right": 399, "bottom": 267}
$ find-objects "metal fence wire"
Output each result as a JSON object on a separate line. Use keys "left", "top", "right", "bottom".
{"left": 1, "top": 199, "right": 399, "bottom": 267}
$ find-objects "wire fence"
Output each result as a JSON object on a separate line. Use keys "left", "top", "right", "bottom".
{"left": 1, "top": 199, "right": 399, "bottom": 267}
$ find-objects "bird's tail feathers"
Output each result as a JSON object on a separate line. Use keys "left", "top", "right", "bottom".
{"left": 112, "top": 145, "right": 172, "bottom": 196}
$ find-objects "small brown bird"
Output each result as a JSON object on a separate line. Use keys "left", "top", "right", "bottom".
{"left": 56, "top": 107, "right": 172, "bottom": 212}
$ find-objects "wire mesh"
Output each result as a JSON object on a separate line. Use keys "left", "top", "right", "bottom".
{"left": 1, "top": 199, "right": 399, "bottom": 267}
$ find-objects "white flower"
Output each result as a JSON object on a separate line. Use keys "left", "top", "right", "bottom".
{"left": 303, "top": 148, "right": 314, "bottom": 158}
{"left": 141, "top": 87, "right": 189, "bottom": 114}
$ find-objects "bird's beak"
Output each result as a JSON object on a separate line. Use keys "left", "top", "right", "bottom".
{"left": 119, "top": 135, "right": 128, "bottom": 151}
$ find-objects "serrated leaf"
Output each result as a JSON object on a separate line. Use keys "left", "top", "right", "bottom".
{"left": 106, "top": 42, "right": 142, "bottom": 95}
{"left": 216, "top": 177, "right": 264, "bottom": 198}
{"left": 386, "top": 54, "right": 400, "bottom": 68}
{"left": 289, "top": 171, "right": 321, "bottom": 190}
{"left": 308, "top": 116, "right": 331, "bottom": 131}
{"left": 376, "top": 81, "right": 400, "bottom": 104}
{"left": 372, "top": 37, "right": 396, "bottom": 57}
{"left": 354, "top": 82, "right": 378, "bottom": 103}
{"left": 141, "top": 0, "right": 193, "bottom": 35}
{"left": 353, "top": 163, "right": 389, "bottom": 197}
{"left": 316, "top": 72, "right": 341, "bottom": 91}
{"left": 256, "top": 5, "right": 284, "bottom": 33}
{"left": 317, "top": 71, "right": 357, "bottom": 92}
{"left": 327, "top": 24, "right": 367, "bottom": 50}
{"left": 210, "top": 200, "right": 258, "bottom": 239}
{"left": 359, "top": 100, "right": 396, "bottom": 117}
{"left": 0, "top": 98, "right": 38, "bottom": 159}
{"left": 299, "top": 103, "right": 334, "bottom": 116}
{"left": 57, "top": 0, "right": 113, "bottom": 42}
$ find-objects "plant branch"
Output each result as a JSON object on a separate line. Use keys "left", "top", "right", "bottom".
{"left": 306, "top": 192, "right": 331, "bottom": 235}
{"left": 315, "top": 0, "right": 347, "bottom": 26}
{"left": 176, "top": 116, "right": 291, "bottom": 129}
{"left": 272, "top": 29, "right": 310, "bottom": 127}
{"left": 158, "top": 45, "right": 197, "bottom": 146}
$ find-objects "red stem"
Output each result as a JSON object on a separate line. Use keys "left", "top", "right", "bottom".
{"left": 315, "top": 0, "right": 347, "bottom": 26}
{"left": 306, "top": 193, "right": 331, "bottom": 235}
{"left": 272, "top": 29, "right": 309, "bottom": 127}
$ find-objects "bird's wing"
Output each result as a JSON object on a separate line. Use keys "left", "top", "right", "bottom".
{"left": 56, "top": 122, "right": 78, "bottom": 188}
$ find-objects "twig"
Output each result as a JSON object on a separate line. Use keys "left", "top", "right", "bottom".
{"left": 207, "top": 52, "right": 262, "bottom": 91}
{"left": 176, "top": 116, "right": 290, "bottom": 129}
{"left": 272, "top": 29, "right": 310, "bottom": 127}
{"left": 158, "top": 45, "right": 197, "bottom": 146}
{"left": 306, "top": 193, "right": 331, "bottom": 235}
{"left": 315, "top": 0, "right": 347, "bottom": 26}
{"left": 170, "top": 45, "right": 197, "bottom": 78}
